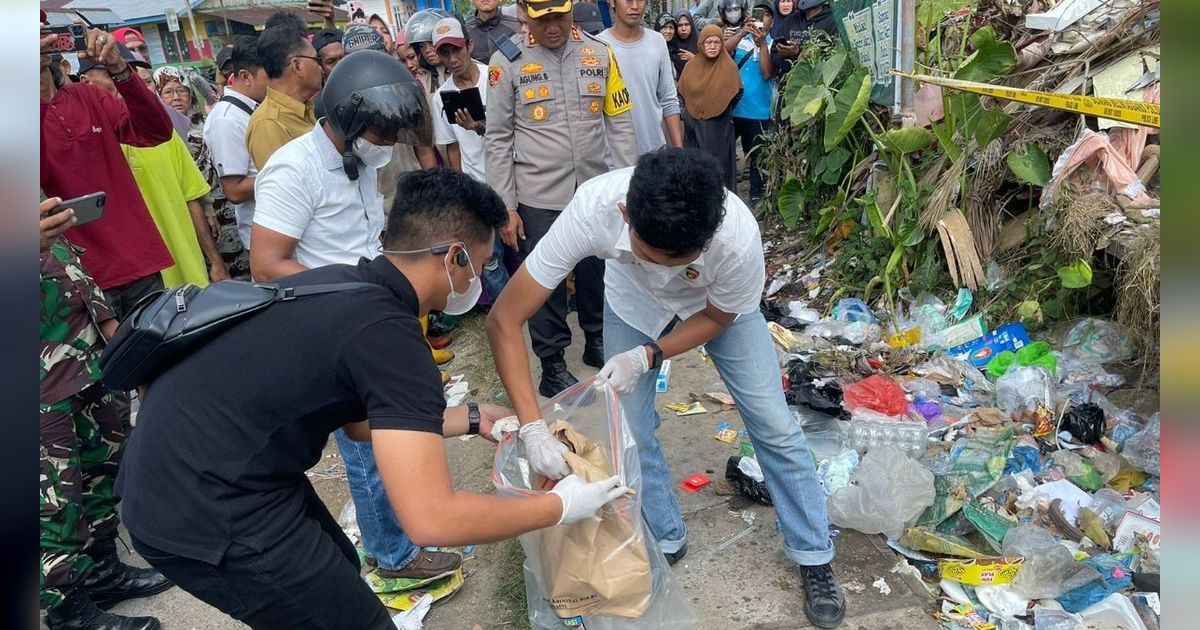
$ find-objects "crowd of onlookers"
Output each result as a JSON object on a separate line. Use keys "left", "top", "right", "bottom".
{"left": 38, "top": 1, "right": 838, "bottom": 627}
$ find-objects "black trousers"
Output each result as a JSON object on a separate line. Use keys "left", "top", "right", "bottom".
{"left": 131, "top": 487, "right": 393, "bottom": 630}
{"left": 732, "top": 116, "right": 772, "bottom": 202}
{"left": 517, "top": 203, "right": 604, "bottom": 359}
{"left": 101, "top": 273, "right": 165, "bottom": 322}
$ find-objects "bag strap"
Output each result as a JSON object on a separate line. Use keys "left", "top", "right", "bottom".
{"left": 272, "top": 282, "right": 379, "bottom": 301}
{"left": 735, "top": 48, "right": 755, "bottom": 71}
{"left": 219, "top": 95, "right": 255, "bottom": 116}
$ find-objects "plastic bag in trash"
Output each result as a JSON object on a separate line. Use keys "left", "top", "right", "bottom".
{"left": 784, "top": 359, "right": 845, "bottom": 418}
{"left": 833, "top": 297, "right": 875, "bottom": 324}
{"left": 842, "top": 375, "right": 909, "bottom": 416}
{"left": 986, "top": 341, "right": 1058, "bottom": 379}
{"left": 1061, "top": 318, "right": 1135, "bottom": 363}
{"left": 1002, "top": 526, "right": 1101, "bottom": 600}
{"left": 1057, "top": 554, "right": 1134, "bottom": 613}
{"left": 1050, "top": 450, "right": 1104, "bottom": 491}
{"left": 726, "top": 456, "right": 773, "bottom": 506}
{"left": 1033, "top": 606, "right": 1085, "bottom": 630}
{"left": 1087, "top": 489, "right": 1130, "bottom": 530}
{"left": 493, "top": 379, "right": 696, "bottom": 628}
{"left": 1060, "top": 403, "right": 1105, "bottom": 445}
{"left": 827, "top": 445, "right": 935, "bottom": 540}
{"left": 995, "top": 366, "right": 1054, "bottom": 414}
{"left": 1121, "top": 413, "right": 1160, "bottom": 476}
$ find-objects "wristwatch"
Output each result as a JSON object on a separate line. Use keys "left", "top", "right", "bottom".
{"left": 466, "top": 402, "right": 481, "bottom": 435}
{"left": 644, "top": 341, "right": 664, "bottom": 370}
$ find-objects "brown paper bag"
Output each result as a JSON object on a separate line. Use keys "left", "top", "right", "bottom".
{"left": 533, "top": 420, "right": 652, "bottom": 619}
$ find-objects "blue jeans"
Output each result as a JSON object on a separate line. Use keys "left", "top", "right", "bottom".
{"left": 333, "top": 429, "right": 419, "bottom": 571}
{"left": 603, "top": 304, "right": 835, "bottom": 566}
{"left": 481, "top": 232, "right": 511, "bottom": 302}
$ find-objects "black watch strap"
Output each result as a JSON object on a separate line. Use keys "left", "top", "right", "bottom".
{"left": 645, "top": 342, "right": 663, "bottom": 370}
{"left": 466, "top": 402, "right": 481, "bottom": 435}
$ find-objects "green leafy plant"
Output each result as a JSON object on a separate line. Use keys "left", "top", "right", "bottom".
{"left": 1006, "top": 143, "right": 1051, "bottom": 187}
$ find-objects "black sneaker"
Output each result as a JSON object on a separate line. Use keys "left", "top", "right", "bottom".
{"left": 539, "top": 354, "right": 579, "bottom": 398}
{"left": 799, "top": 563, "right": 845, "bottom": 628}
{"left": 664, "top": 542, "right": 688, "bottom": 566}
{"left": 581, "top": 335, "right": 605, "bottom": 368}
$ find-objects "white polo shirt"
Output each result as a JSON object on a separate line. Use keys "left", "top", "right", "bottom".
{"left": 525, "top": 167, "right": 765, "bottom": 338}
{"left": 432, "top": 62, "right": 488, "bottom": 184}
{"left": 202, "top": 88, "right": 258, "bottom": 248}
{"left": 252, "top": 123, "right": 385, "bottom": 269}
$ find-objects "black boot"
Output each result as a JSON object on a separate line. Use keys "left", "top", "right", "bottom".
{"left": 45, "top": 589, "right": 161, "bottom": 630}
{"left": 799, "top": 563, "right": 846, "bottom": 628}
{"left": 82, "top": 539, "right": 174, "bottom": 609}
{"left": 539, "top": 354, "right": 578, "bottom": 398}
{"left": 581, "top": 335, "right": 605, "bottom": 369}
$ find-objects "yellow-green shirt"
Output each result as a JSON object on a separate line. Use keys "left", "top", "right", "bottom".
{"left": 122, "top": 134, "right": 212, "bottom": 288}
{"left": 245, "top": 86, "right": 317, "bottom": 171}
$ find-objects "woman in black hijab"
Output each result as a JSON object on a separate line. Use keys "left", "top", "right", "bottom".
{"left": 671, "top": 10, "right": 699, "bottom": 78}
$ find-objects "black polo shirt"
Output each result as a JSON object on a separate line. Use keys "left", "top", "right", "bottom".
{"left": 115, "top": 256, "right": 445, "bottom": 565}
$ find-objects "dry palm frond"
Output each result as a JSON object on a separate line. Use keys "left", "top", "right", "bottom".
{"left": 966, "top": 139, "right": 1009, "bottom": 258}
{"left": 1115, "top": 229, "right": 1160, "bottom": 368}
{"left": 1048, "top": 190, "right": 1118, "bottom": 260}
{"left": 922, "top": 154, "right": 968, "bottom": 231}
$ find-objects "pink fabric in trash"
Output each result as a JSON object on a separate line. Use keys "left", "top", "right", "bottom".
{"left": 1040, "top": 128, "right": 1149, "bottom": 209}
{"left": 1109, "top": 83, "right": 1159, "bottom": 170}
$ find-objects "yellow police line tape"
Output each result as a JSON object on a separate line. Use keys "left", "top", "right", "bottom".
{"left": 891, "top": 71, "right": 1159, "bottom": 129}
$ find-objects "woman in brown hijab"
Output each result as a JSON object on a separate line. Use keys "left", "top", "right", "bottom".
{"left": 677, "top": 24, "right": 743, "bottom": 191}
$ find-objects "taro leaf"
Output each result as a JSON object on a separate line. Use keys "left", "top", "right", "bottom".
{"left": 820, "top": 50, "right": 848, "bottom": 87}
{"left": 777, "top": 175, "right": 805, "bottom": 229}
{"left": 787, "top": 84, "right": 830, "bottom": 126}
{"left": 825, "top": 146, "right": 852, "bottom": 170}
{"left": 954, "top": 26, "right": 1017, "bottom": 83}
{"left": 898, "top": 218, "right": 925, "bottom": 246}
{"left": 1006, "top": 143, "right": 1051, "bottom": 186}
{"left": 973, "top": 108, "right": 1011, "bottom": 147}
{"left": 786, "top": 60, "right": 822, "bottom": 93}
{"left": 1057, "top": 260, "right": 1093, "bottom": 289}
{"left": 879, "top": 127, "right": 935, "bottom": 155}
{"left": 932, "top": 122, "right": 962, "bottom": 162}
{"left": 824, "top": 68, "right": 872, "bottom": 151}
{"left": 866, "top": 198, "right": 891, "bottom": 239}
{"left": 945, "top": 92, "right": 980, "bottom": 134}
{"left": 814, "top": 206, "right": 836, "bottom": 236}
{"left": 821, "top": 164, "right": 843, "bottom": 185}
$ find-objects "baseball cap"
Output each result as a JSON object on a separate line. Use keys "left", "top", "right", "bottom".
{"left": 78, "top": 41, "right": 149, "bottom": 74}
{"left": 526, "top": 0, "right": 573, "bottom": 19}
{"left": 215, "top": 44, "right": 235, "bottom": 71}
{"left": 573, "top": 2, "right": 604, "bottom": 34}
{"left": 342, "top": 24, "right": 386, "bottom": 54}
{"left": 431, "top": 17, "right": 466, "bottom": 50}
{"left": 312, "top": 28, "right": 344, "bottom": 53}
{"left": 111, "top": 26, "right": 145, "bottom": 45}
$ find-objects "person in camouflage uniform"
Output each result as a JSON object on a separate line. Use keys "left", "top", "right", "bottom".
{"left": 39, "top": 194, "right": 172, "bottom": 630}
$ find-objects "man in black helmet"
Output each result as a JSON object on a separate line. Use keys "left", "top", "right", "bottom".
{"left": 115, "top": 51, "right": 635, "bottom": 630}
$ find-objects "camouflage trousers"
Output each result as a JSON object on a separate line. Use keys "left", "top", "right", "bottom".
{"left": 39, "top": 385, "right": 129, "bottom": 610}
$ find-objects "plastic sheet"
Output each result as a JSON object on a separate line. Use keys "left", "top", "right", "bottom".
{"left": 1033, "top": 606, "right": 1084, "bottom": 630}
{"left": 1122, "top": 413, "right": 1160, "bottom": 476}
{"left": 1001, "top": 526, "right": 1100, "bottom": 600}
{"left": 493, "top": 380, "right": 696, "bottom": 628}
{"left": 995, "top": 366, "right": 1054, "bottom": 414}
{"left": 1057, "top": 554, "right": 1134, "bottom": 613}
{"left": 842, "top": 375, "right": 909, "bottom": 416}
{"left": 1061, "top": 318, "right": 1135, "bottom": 363}
{"left": 827, "top": 446, "right": 936, "bottom": 540}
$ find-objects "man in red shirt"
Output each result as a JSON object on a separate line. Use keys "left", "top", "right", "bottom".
{"left": 40, "top": 24, "right": 175, "bottom": 320}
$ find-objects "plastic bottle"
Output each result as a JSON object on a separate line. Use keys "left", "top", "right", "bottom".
{"left": 846, "top": 410, "right": 927, "bottom": 458}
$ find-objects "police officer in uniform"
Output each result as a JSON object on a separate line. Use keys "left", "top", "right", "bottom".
{"left": 485, "top": 0, "right": 638, "bottom": 397}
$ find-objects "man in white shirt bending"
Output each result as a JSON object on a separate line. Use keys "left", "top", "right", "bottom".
{"left": 430, "top": 16, "right": 511, "bottom": 301}
{"left": 487, "top": 148, "right": 846, "bottom": 629}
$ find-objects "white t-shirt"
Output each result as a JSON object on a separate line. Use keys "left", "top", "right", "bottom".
{"left": 432, "top": 63, "right": 488, "bottom": 183}
{"left": 201, "top": 88, "right": 258, "bottom": 248}
{"left": 252, "top": 123, "right": 385, "bottom": 269}
{"left": 525, "top": 167, "right": 765, "bottom": 338}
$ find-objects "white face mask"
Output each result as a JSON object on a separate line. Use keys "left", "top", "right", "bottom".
{"left": 443, "top": 248, "right": 483, "bottom": 315}
{"left": 724, "top": 8, "right": 743, "bottom": 24}
{"left": 353, "top": 136, "right": 393, "bottom": 169}
{"left": 634, "top": 254, "right": 687, "bottom": 289}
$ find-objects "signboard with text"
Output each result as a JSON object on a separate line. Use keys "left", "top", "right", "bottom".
{"left": 832, "top": 0, "right": 899, "bottom": 106}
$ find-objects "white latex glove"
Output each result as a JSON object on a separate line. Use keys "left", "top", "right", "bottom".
{"left": 595, "top": 346, "right": 650, "bottom": 395}
{"left": 518, "top": 419, "right": 570, "bottom": 479}
{"left": 549, "top": 474, "right": 629, "bottom": 525}
{"left": 490, "top": 416, "right": 521, "bottom": 441}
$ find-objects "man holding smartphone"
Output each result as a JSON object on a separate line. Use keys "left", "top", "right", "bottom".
{"left": 40, "top": 21, "right": 175, "bottom": 320}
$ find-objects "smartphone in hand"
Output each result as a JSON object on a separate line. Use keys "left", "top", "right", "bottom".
{"left": 48, "top": 192, "right": 106, "bottom": 227}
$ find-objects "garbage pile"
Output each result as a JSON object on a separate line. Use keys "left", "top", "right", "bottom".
{"left": 763, "top": 294, "right": 1160, "bottom": 630}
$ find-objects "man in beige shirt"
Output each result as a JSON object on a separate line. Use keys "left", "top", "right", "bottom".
{"left": 245, "top": 21, "right": 322, "bottom": 170}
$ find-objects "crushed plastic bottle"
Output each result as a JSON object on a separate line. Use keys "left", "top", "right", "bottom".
{"left": 846, "top": 409, "right": 927, "bottom": 458}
